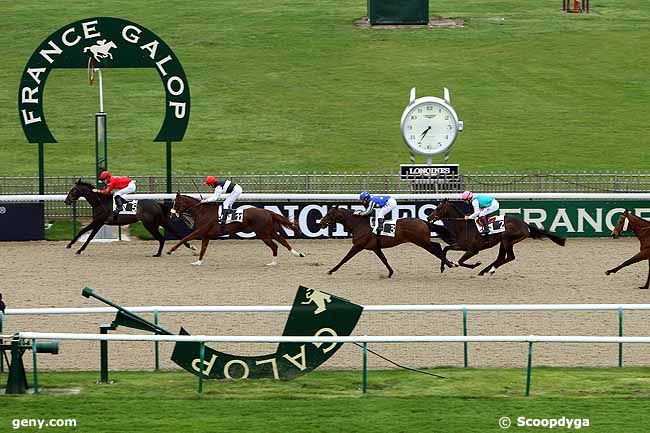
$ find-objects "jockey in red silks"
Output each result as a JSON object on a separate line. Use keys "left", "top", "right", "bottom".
{"left": 202, "top": 176, "right": 243, "bottom": 223}
{"left": 93, "top": 171, "right": 136, "bottom": 220}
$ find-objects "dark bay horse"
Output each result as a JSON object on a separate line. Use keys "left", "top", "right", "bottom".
{"left": 166, "top": 193, "right": 305, "bottom": 266}
{"left": 318, "top": 207, "right": 455, "bottom": 277}
{"left": 64, "top": 180, "right": 194, "bottom": 256}
{"left": 427, "top": 199, "right": 566, "bottom": 275}
{"left": 606, "top": 210, "right": 650, "bottom": 289}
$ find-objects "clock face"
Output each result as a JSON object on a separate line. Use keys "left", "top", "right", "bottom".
{"left": 401, "top": 100, "right": 458, "bottom": 155}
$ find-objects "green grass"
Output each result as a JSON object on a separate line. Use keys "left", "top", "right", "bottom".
{"left": 1, "top": 368, "right": 649, "bottom": 432}
{"left": 1, "top": 1, "right": 649, "bottom": 175}
{"left": 44, "top": 220, "right": 78, "bottom": 241}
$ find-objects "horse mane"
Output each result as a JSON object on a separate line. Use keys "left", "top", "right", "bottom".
{"left": 442, "top": 199, "right": 465, "bottom": 217}
{"left": 626, "top": 210, "right": 650, "bottom": 226}
{"left": 76, "top": 180, "right": 96, "bottom": 189}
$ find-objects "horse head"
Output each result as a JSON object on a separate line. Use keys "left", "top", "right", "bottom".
{"left": 64, "top": 179, "right": 94, "bottom": 205}
{"left": 171, "top": 193, "right": 199, "bottom": 216}
{"left": 427, "top": 199, "right": 454, "bottom": 222}
{"left": 611, "top": 210, "right": 630, "bottom": 239}
{"left": 319, "top": 206, "right": 349, "bottom": 229}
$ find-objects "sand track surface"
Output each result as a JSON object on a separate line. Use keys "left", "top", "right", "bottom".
{"left": 1, "top": 237, "right": 649, "bottom": 371}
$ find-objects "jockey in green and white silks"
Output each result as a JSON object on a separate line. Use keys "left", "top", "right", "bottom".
{"left": 462, "top": 190, "right": 499, "bottom": 235}
{"left": 355, "top": 191, "right": 398, "bottom": 234}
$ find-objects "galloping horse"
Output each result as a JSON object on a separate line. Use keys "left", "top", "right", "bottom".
{"left": 318, "top": 207, "right": 455, "bottom": 277}
{"left": 428, "top": 199, "right": 566, "bottom": 275}
{"left": 166, "top": 193, "right": 305, "bottom": 266}
{"left": 606, "top": 210, "right": 650, "bottom": 289}
{"left": 64, "top": 180, "right": 194, "bottom": 256}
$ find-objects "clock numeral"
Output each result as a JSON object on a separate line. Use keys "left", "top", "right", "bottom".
{"left": 417, "top": 108, "right": 423, "bottom": 113}
{"left": 410, "top": 115, "right": 417, "bottom": 120}
{"left": 448, "top": 125, "right": 453, "bottom": 130}
{"left": 445, "top": 135, "right": 449, "bottom": 140}
{"left": 426, "top": 106, "right": 433, "bottom": 111}
{"left": 410, "top": 135, "right": 416, "bottom": 140}
{"left": 407, "top": 125, "right": 413, "bottom": 130}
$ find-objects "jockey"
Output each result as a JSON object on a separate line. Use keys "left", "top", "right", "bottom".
{"left": 462, "top": 191, "right": 499, "bottom": 236}
{"left": 354, "top": 191, "right": 398, "bottom": 235}
{"left": 93, "top": 171, "right": 136, "bottom": 220}
{"left": 201, "top": 176, "right": 243, "bottom": 223}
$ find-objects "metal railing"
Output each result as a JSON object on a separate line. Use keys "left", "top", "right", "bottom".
{"left": 2, "top": 172, "right": 650, "bottom": 219}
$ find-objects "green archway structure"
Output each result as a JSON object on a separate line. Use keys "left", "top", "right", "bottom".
{"left": 18, "top": 17, "right": 191, "bottom": 193}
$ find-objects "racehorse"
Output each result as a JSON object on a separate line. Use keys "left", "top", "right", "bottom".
{"left": 318, "top": 206, "right": 455, "bottom": 278}
{"left": 166, "top": 193, "right": 305, "bottom": 266}
{"left": 427, "top": 199, "right": 566, "bottom": 275}
{"left": 606, "top": 210, "right": 650, "bottom": 289}
{"left": 64, "top": 180, "right": 194, "bottom": 256}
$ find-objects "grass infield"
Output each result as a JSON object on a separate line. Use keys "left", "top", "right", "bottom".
{"left": 1, "top": 0, "right": 649, "bottom": 175}
{"left": 1, "top": 368, "right": 649, "bottom": 432}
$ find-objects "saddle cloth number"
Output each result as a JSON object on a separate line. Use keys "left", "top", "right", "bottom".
{"left": 219, "top": 205, "right": 244, "bottom": 224}
{"left": 374, "top": 218, "right": 397, "bottom": 237}
{"left": 475, "top": 216, "right": 506, "bottom": 234}
{"left": 114, "top": 200, "right": 138, "bottom": 215}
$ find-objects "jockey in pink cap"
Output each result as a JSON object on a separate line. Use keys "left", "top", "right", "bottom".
{"left": 461, "top": 191, "right": 499, "bottom": 236}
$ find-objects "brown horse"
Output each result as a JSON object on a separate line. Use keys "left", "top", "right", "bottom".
{"left": 606, "top": 210, "right": 650, "bottom": 289}
{"left": 166, "top": 194, "right": 305, "bottom": 266}
{"left": 318, "top": 207, "right": 455, "bottom": 277}
{"left": 427, "top": 199, "right": 566, "bottom": 275}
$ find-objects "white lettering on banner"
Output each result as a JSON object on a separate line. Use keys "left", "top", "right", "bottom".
{"left": 169, "top": 101, "right": 186, "bottom": 119}
{"left": 61, "top": 27, "right": 81, "bottom": 47}
{"left": 634, "top": 208, "right": 650, "bottom": 221}
{"left": 27, "top": 68, "right": 46, "bottom": 85}
{"left": 418, "top": 204, "right": 436, "bottom": 220}
{"left": 223, "top": 359, "right": 250, "bottom": 380}
{"left": 21, "top": 109, "right": 41, "bottom": 125}
{"left": 523, "top": 209, "right": 547, "bottom": 229}
{"left": 255, "top": 358, "right": 280, "bottom": 379}
{"left": 156, "top": 55, "right": 173, "bottom": 76}
{"left": 312, "top": 328, "right": 338, "bottom": 354}
{"left": 122, "top": 25, "right": 142, "bottom": 43}
{"left": 81, "top": 20, "right": 101, "bottom": 39}
{"left": 299, "top": 205, "right": 328, "bottom": 237}
{"left": 39, "top": 40, "right": 63, "bottom": 64}
{"left": 192, "top": 353, "right": 217, "bottom": 376}
{"left": 282, "top": 345, "right": 307, "bottom": 371}
{"left": 550, "top": 209, "right": 575, "bottom": 232}
{"left": 396, "top": 205, "right": 416, "bottom": 219}
{"left": 21, "top": 87, "right": 39, "bottom": 104}
{"left": 578, "top": 208, "right": 602, "bottom": 232}
{"left": 606, "top": 208, "right": 626, "bottom": 231}
{"left": 140, "top": 40, "right": 160, "bottom": 59}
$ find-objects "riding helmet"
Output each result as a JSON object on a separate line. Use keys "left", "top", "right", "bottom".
{"left": 359, "top": 191, "right": 370, "bottom": 201}
{"left": 99, "top": 171, "right": 111, "bottom": 180}
{"left": 205, "top": 175, "right": 217, "bottom": 185}
{"left": 461, "top": 191, "right": 474, "bottom": 201}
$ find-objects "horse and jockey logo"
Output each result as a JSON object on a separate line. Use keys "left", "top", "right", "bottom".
{"left": 83, "top": 39, "right": 117, "bottom": 62}
{"left": 301, "top": 288, "right": 332, "bottom": 315}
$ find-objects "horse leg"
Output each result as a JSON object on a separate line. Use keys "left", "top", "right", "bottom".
{"left": 191, "top": 239, "right": 211, "bottom": 266}
{"left": 373, "top": 249, "right": 394, "bottom": 278}
{"left": 162, "top": 223, "right": 196, "bottom": 252}
{"left": 261, "top": 238, "right": 279, "bottom": 266}
{"left": 272, "top": 232, "right": 305, "bottom": 257}
{"left": 440, "top": 246, "right": 451, "bottom": 273}
{"left": 642, "top": 260, "right": 650, "bottom": 290}
{"left": 605, "top": 250, "right": 649, "bottom": 275}
{"left": 167, "top": 230, "right": 202, "bottom": 255}
{"left": 66, "top": 222, "right": 98, "bottom": 248}
{"left": 328, "top": 244, "right": 364, "bottom": 275}
{"left": 142, "top": 221, "right": 165, "bottom": 257}
{"left": 414, "top": 240, "right": 456, "bottom": 270}
{"left": 478, "top": 243, "right": 507, "bottom": 276}
{"left": 75, "top": 224, "right": 103, "bottom": 255}
{"left": 457, "top": 250, "right": 481, "bottom": 269}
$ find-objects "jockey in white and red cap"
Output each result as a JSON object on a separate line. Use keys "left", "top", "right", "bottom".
{"left": 202, "top": 176, "right": 243, "bottom": 223}
{"left": 93, "top": 171, "right": 136, "bottom": 220}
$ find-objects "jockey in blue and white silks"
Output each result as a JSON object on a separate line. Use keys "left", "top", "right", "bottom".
{"left": 355, "top": 191, "right": 398, "bottom": 234}
{"left": 462, "top": 190, "right": 499, "bottom": 235}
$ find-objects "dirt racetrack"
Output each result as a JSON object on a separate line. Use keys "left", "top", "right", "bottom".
{"left": 2, "top": 237, "right": 650, "bottom": 372}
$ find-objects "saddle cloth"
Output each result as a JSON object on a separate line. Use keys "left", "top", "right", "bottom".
{"left": 219, "top": 206, "right": 244, "bottom": 224}
{"left": 113, "top": 200, "right": 138, "bottom": 215}
{"left": 475, "top": 215, "right": 506, "bottom": 234}
{"left": 372, "top": 218, "right": 397, "bottom": 237}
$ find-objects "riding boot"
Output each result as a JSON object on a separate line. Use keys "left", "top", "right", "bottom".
{"left": 480, "top": 215, "right": 490, "bottom": 236}
{"left": 113, "top": 196, "right": 123, "bottom": 221}
{"left": 375, "top": 218, "right": 384, "bottom": 235}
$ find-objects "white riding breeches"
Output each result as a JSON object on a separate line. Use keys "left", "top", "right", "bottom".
{"left": 478, "top": 199, "right": 499, "bottom": 217}
{"left": 113, "top": 181, "right": 136, "bottom": 197}
{"left": 222, "top": 184, "right": 242, "bottom": 210}
{"left": 374, "top": 198, "right": 398, "bottom": 220}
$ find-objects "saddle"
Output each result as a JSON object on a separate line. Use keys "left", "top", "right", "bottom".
{"left": 474, "top": 216, "right": 505, "bottom": 235}
{"left": 372, "top": 218, "right": 397, "bottom": 237}
{"left": 112, "top": 199, "right": 138, "bottom": 215}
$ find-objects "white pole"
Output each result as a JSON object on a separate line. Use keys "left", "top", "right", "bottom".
{"left": 97, "top": 68, "right": 104, "bottom": 113}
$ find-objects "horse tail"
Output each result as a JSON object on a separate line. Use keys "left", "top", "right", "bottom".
{"left": 528, "top": 224, "right": 566, "bottom": 246}
{"left": 271, "top": 212, "right": 301, "bottom": 235}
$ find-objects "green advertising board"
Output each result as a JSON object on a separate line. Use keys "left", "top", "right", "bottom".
{"left": 498, "top": 200, "right": 650, "bottom": 237}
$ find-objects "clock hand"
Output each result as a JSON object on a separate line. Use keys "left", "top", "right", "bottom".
{"left": 418, "top": 126, "right": 432, "bottom": 143}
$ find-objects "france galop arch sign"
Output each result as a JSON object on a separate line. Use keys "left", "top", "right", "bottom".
{"left": 18, "top": 17, "right": 190, "bottom": 143}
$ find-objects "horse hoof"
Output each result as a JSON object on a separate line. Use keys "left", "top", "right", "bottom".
{"left": 266, "top": 261, "right": 278, "bottom": 266}
{"left": 66, "top": 244, "right": 72, "bottom": 249}
{"left": 152, "top": 254, "right": 161, "bottom": 257}
{"left": 488, "top": 267, "right": 496, "bottom": 275}
{"left": 640, "top": 286, "right": 649, "bottom": 290}
{"left": 327, "top": 270, "right": 333, "bottom": 275}
{"left": 299, "top": 253, "right": 305, "bottom": 257}
{"left": 191, "top": 260, "right": 202, "bottom": 266}
{"left": 189, "top": 245, "right": 197, "bottom": 251}
{"left": 166, "top": 250, "right": 173, "bottom": 255}
{"left": 75, "top": 250, "right": 82, "bottom": 255}
{"left": 605, "top": 270, "right": 612, "bottom": 275}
